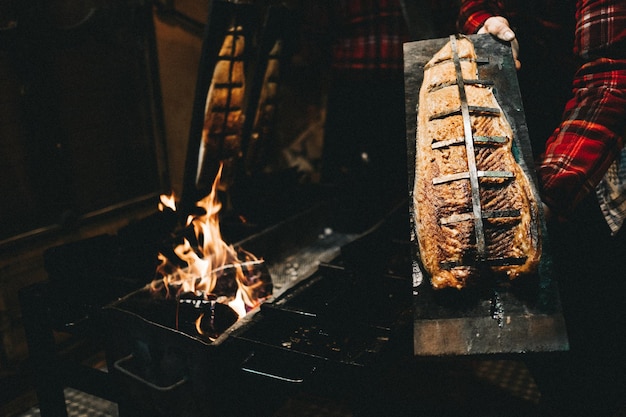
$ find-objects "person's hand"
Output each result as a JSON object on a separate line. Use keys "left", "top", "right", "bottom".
{"left": 477, "top": 16, "right": 521, "bottom": 70}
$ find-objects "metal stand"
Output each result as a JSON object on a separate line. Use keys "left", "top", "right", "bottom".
{"left": 19, "top": 282, "right": 117, "bottom": 417}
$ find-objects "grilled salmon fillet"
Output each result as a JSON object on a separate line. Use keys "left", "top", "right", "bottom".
{"left": 413, "top": 36, "right": 541, "bottom": 290}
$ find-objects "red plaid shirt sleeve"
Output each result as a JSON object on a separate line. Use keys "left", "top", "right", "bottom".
{"left": 457, "top": 0, "right": 507, "bottom": 34}
{"left": 575, "top": 0, "right": 626, "bottom": 59}
{"left": 458, "top": 0, "right": 626, "bottom": 220}
{"left": 539, "top": 0, "right": 626, "bottom": 218}
{"left": 539, "top": 61, "right": 626, "bottom": 218}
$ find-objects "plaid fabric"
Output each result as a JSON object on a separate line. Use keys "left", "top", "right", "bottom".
{"left": 539, "top": 60, "right": 626, "bottom": 229}
{"left": 575, "top": 0, "right": 626, "bottom": 59}
{"left": 458, "top": 0, "right": 507, "bottom": 34}
{"left": 459, "top": 0, "right": 626, "bottom": 232}
{"left": 596, "top": 147, "right": 626, "bottom": 234}
{"left": 330, "top": 0, "right": 409, "bottom": 74}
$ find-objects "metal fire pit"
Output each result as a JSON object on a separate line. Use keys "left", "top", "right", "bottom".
{"left": 404, "top": 34, "right": 568, "bottom": 356}
{"left": 102, "top": 201, "right": 413, "bottom": 417}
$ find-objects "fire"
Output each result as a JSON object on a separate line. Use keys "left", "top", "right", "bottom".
{"left": 151, "top": 165, "right": 272, "bottom": 338}
{"left": 158, "top": 192, "right": 177, "bottom": 212}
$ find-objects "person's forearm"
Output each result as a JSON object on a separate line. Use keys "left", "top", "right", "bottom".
{"left": 539, "top": 60, "right": 626, "bottom": 218}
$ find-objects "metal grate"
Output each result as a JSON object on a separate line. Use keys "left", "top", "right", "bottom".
{"left": 19, "top": 388, "right": 119, "bottom": 417}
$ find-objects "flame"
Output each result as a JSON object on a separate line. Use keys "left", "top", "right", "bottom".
{"left": 158, "top": 192, "right": 177, "bottom": 212}
{"left": 150, "top": 165, "right": 270, "bottom": 334}
{"left": 195, "top": 314, "right": 205, "bottom": 335}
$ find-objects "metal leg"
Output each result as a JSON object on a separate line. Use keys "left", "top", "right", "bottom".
{"left": 19, "top": 282, "right": 69, "bottom": 417}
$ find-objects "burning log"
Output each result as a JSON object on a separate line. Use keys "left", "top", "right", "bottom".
{"left": 151, "top": 165, "right": 272, "bottom": 341}
{"left": 191, "top": 296, "right": 239, "bottom": 340}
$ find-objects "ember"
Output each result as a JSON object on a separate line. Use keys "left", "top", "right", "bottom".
{"left": 150, "top": 165, "right": 272, "bottom": 340}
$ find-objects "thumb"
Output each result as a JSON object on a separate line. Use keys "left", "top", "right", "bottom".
{"left": 477, "top": 16, "right": 520, "bottom": 69}
{"left": 480, "top": 16, "right": 516, "bottom": 42}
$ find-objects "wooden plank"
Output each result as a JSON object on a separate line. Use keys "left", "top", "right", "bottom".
{"left": 404, "top": 34, "right": 568, "bottom": 356}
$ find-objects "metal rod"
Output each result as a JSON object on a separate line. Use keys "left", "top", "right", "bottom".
{"left": 440, "top": 209, "right": 521, "bottom": 225}
{"left": 429, "top": 105, "right": 500, "bottom": 121}
{"left": 439, "top": 255, "right": 528, "bottom": 269}
{"left": 432, "top": 170, "right": 513, "bottom": 185}
{"left": 432, "top": 135, "right": 506, "bottom": 149}
{"left": 450, "top": 34, "right": 486, "bottom": 258}
{"left": 428, "top": 78, "right": 493, "bottom": 93}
